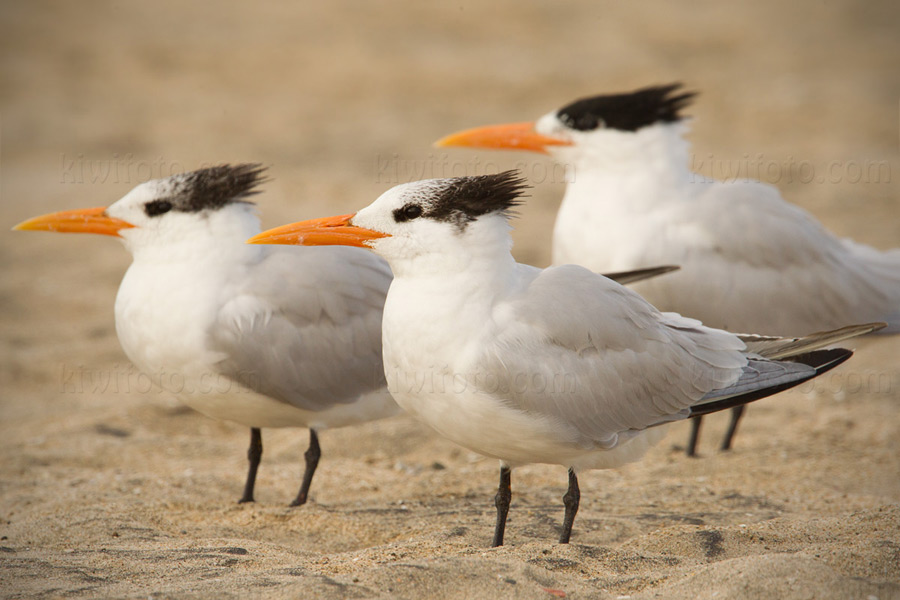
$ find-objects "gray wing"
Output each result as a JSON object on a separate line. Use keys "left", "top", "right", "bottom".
{"left": 478, "top": 265, "right": 808, "bottom": 445}
{"left": 209, "top": 245, "right": 391, "bottom": 411}
{"left": 629, "top": 180, "right": 900, "bottom": 334}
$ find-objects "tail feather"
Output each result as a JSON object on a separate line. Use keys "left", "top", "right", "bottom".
{"left": 737, "top": 322, "right": 884, "bottom": 360}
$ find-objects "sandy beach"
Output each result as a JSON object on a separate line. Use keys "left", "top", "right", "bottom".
{"left": 1, "top": 1, "right": 899, "bottom": 597}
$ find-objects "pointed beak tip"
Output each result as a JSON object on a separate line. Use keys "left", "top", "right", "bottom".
{"left": 433, "top": 134, "right": 456, "bottom": 148}
{"left": 246, "top": 232, "right": 274, "bottom": 245}
{"left": 11, "top": 216, "right": 50, "bottom": 233}
{"left": 246, "top": 225, "right": 298, "bottom": 246}
{"left": 432, "top": 128, "right": 487, "bottom": 149}
{"left": 11, "top": 214, "right": 55, "bottom": 232}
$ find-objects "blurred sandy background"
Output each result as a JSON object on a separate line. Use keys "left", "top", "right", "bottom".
{"left": 1, "top": 1, "right": 899, "bottom": 598}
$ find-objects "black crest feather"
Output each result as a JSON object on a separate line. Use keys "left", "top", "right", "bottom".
{"left": 164, "top": 163, "right": 268, "bottom": 213}
{"left": 557, "top": 83, "right": 696, "bottom": 133}
{"left": 424, "top": 171, "right": 529, "bottom": 228}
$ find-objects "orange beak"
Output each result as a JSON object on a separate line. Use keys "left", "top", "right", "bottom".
{"left": 435, "top": 121, "right": 572, "bottom": 154}
{"left": 247, "top": 213, "right": 389, "bottom": 249}
{"left": 12, "top": 206, "right": 135, "bottom": 237}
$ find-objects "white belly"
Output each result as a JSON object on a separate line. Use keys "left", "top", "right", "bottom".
{"left": 387, "top": 373, "right": 666, "bottom": 471}
{"left": 175, "top": 377, "right": 397, "bottom": 430}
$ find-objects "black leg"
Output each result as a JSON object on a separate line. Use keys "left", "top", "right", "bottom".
{"left": 239, "top": 428, "right": 262, "bottom": 503}
{"left": 686, "top": 416, "right": 702, "bottom": 457}
{"left": 720, "top": 405, "right": 746, "bottom": 451}
{"left": 290, "top": 429, "right": 321, "bottom": 507}
{"left": 492, "top": 465, "right": 512, "bottom": 547}
{"left": 559, "top": 468, "right": 580, "bottom": 544}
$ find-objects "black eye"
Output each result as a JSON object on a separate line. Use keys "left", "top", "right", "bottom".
{"left": 144, "top": 199, "right": 174, "bottom": 217}
{"left": 393, "top": 203, "right": 423, "bottom": 223}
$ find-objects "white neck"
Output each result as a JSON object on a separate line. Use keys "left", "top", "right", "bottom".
{"left": 388, "top": 216, "right": 516, "bottom": 278}
{"left": 561, "top": 122, "right": 693, "bottom": 209}
{"left": 551, "top": 123, "right": 700, "bottom": 267}
{"left": 114, "top": 207, "right": 264, "bottom": 375}
{"left": 380, "top": 217, "right": 521, "bottom": 365}
{"left": 122, "top": 205, "right": 262, "bottom": 264}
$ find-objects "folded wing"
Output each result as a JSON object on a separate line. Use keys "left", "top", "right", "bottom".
{"left": 210, "top": 245, "right": 392, "bottom": 411}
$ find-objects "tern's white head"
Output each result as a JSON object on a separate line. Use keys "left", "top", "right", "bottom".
{"left": 249, "top": 171, "right": 529, "bottom": 275}
{"left": 436, "top": 83, "right": 696, "bottom": 169}
{"left": 15, "top": 164, "right": 267, "bottom": 260}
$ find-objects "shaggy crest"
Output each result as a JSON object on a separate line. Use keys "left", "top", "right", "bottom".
{"left": 144, "top": 164, "right": 268, "bottom": 216}
{"left": 557, "top": 83, "right": 696, "bottom": 133}
{"left": 417, "top": 171, "right": 529, "bottom": 229}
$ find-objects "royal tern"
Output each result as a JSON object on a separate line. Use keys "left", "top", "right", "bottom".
{"left": 14, "top": 164, "right": 398, "bottom": 505}
{"left": 436, "top": 84, "right": 900, "bottom": 456}
{"left": 248, "top": 171, "right": 878, "bottom": 546}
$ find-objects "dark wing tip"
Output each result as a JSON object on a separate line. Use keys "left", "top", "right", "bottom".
{"left": 688, "top": 348, "right": 853, "bottom": 418}
{"left": 780, "top": 347, "right": 853, "bottom": 374}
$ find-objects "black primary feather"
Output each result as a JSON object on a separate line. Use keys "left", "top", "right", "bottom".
{"left": 145, "top": 163, "right": 268, "bottom": 217}
{"left": 423, "top": 171, "right": 529, "bottom": 229}
{"left": 687, "top": 348, "right": 853, "bottom": 418}
{"left": 557, "top": 83, "right": 696, "bottom": 133}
